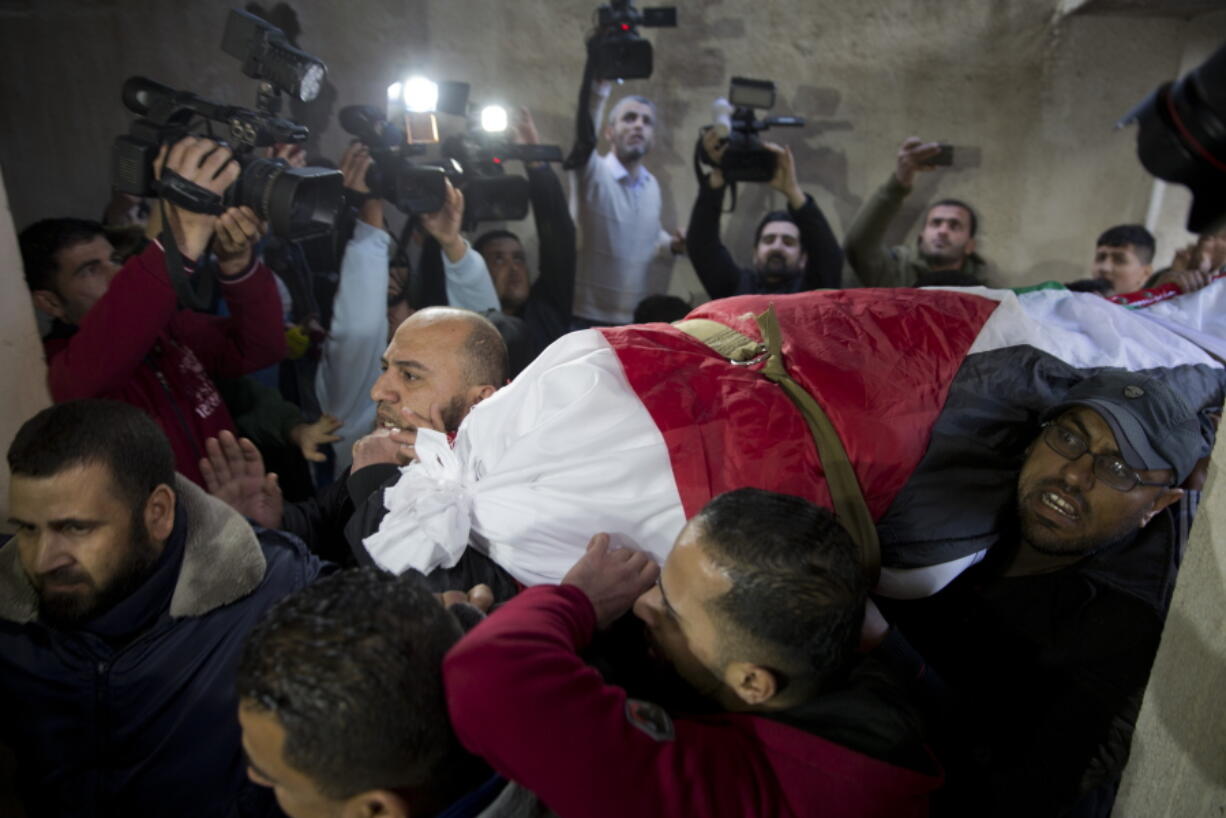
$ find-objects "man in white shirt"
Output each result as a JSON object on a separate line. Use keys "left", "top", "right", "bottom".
{"left": 566, "top": 76, "right": 683, "bottom": 326}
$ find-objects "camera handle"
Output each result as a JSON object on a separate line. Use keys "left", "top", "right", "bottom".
{"left": 155, "top": 196, "right": 218, "bottom": 312}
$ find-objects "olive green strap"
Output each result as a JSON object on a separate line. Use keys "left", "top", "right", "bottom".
{"left": 675, "top": 310, "right": 882, "bottom": 583}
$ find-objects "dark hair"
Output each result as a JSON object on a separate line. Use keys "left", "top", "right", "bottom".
{"left": 7, "top": 400, "right": 175, "bottom": 511}
{"left": 462, "top": 312, "right": 509, "bottom": 387}
{"left": 1065, "top": 277, "right": 1114, "bottom": 294}
{"left": 473, "top": 229, "right": 521, "bottom": 258}
{"left": 633, "top": 294, "right": 691, "bottom": 324}
{"left": 1096, "top": 224, "right": 1156, "bottom": 264}
{"left": 753, "top": 211, "right": 798, "bottom": 246}
{"left": 696, "top": 488, "right": 867, "bottom": 690}
{"left": 237, "top": 568, "right": 470, "bottom": 800}
{"left": 927, "top": 199, "right": 978, "bottom": 237}
{"left": 18, "top": 217, "right": 106, "bottom": 292}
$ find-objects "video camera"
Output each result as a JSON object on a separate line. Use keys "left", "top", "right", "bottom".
{"left": 1123, "top": 39, "right": 1226, "bottom": 234}
{"left": 338, "top": 104, "right": 449, "bottom": 215}
{"left": 442, "top": 111, "right": 565, "bottom": 226}
{"left": 590, "top": 0, "right": 677, "bottom": 81}
{"left": 111, "top": 9, "right": 343, "bottom": 240}
{"left": 704, "top": 77, "right": 805, "bottom": 184}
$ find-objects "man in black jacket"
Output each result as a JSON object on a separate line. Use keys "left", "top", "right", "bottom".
{"left": 0, "top": 400, "right": 322, "bottom": 817}
{"left": 473, "top": 108, "right": 577, "bottom": 375}
{"left": 686, "top": 128, "right": 844, "bottom": 298}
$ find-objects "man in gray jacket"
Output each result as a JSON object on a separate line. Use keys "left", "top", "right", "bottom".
{"left": 844, "top": 136, "right": 993, "bottom": 288}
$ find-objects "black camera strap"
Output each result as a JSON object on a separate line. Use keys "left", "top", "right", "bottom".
{"left": 157, "top": 169, "right": 226, "bottom": 215}
{"left": 157, "top": 198, "right": 217, "bottom": 312}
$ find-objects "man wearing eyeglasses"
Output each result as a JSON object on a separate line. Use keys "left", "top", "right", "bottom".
{"left": 879, "top": 370, "right": 1216, "bottom": 817}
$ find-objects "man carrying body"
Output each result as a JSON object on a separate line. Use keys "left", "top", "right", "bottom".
{"left": 0, "top": 400, "right": 321, "bottom": 816}
{"left": 18, "top": 138, "right": 286, "bottom": 486}
{"left": 444, "top": 488, "right": 940, "bottom": 817}
{"left": 879, "top": 371, "right": 1211, "bottom": 815}
{"left": 686, "top": 129, "right": 844, "bottom": 297}
{"left": 844, "top": 136, "right": 991, "bottom": 288}
{"left": 473, "top": 108, "right": 577, "bottom": 375}
{"left": 237, "top": 567, "right": 546, "bottom": 818}
{"left": 565, "top": 55, "right": 684, "bottom": 326}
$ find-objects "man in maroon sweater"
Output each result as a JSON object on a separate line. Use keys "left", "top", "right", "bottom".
{"left": 19, "top": 137, "right": 286, "bottom": 485}
{"left": 444, "top": 488, "right": 940, "bottom": 818}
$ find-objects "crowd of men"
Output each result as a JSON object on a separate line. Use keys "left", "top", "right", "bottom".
{"left": 3, "top": 21, "right": 1225, "bottom": 818}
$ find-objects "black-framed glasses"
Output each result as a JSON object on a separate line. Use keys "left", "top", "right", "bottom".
{"left": 1040, "top": 423, "right": 1173, "bottom": 492}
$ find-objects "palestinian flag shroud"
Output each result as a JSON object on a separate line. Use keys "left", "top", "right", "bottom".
{"left": 363, "top": 284, "right": 1226, "bottom": 590}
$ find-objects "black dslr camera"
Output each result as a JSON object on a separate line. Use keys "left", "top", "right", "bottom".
{"left": 707, "top": 77, "right": 805, "bottom": 183}
{"left": 442, "top": 130, "right": 564, "bottom": 226}
{"left": 338, "top": 104, "right": 450, "bottom": 215}
{"left": 590, "top": 0, "right": 677, "bottom": 81}
{"left": 110, "top": 9, "right": 343, "bottom": 240}
{"left": 1123, "top": 39, "right": 1226, "bottom": 233}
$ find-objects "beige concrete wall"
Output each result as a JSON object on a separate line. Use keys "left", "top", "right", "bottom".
{"left": 0, "top": 0, "right": 1200, "bottom": 294}
{"left": 0, "top": 163, "right": 51, "bottom": 531}
{"left": 1116, "top": 433, "right": 1226, "bottom": 816}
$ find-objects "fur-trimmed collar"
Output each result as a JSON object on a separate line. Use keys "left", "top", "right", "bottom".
{"left": 0, "top": 475, "right": 266, "bottom": 625}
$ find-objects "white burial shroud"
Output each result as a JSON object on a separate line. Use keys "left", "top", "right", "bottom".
{"left": 362, "top": 329, "right": 689, "bottom": 586}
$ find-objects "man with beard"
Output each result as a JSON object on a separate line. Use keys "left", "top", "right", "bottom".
{"left": 877, "top": 371, "right": 1210, "bottom": 817}
{"left": 0, "top": 400, "right": 321, "bottom": 817}
{"left": 844, "top": 136, "right": 992, "bottom": 288}
{"left": 685, "top": 128, "right": 844, "bottom": 298}
{"left": 443, "top": 488, "right": 941, "bottom": 818}
{"left": 565, "top": 63, "right": 685, "bottom": 326}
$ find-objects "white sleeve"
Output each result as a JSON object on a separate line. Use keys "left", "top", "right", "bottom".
{"left": 444, "top": 240, "right": 500, "bottom": 313}
{"left": 315, "top": 220, "right": 391, "bottom": 475}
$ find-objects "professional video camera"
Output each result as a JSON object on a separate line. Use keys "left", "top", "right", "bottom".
{"left": 1123, "top": 39, "right": 1226, "bottom": 234}
{"left": 703, "top": 77, "right": 805, "bottom": 184}
{"left": 590, "top": 0, "right": 677, "bottom": 81}
{"left": 441, "top": 106, "right": 565, "bottom": 226}
{"left": 338, "top": 104, "right": 449, "bottom": 215}
{"left": 111, "top": 9, "right": 343, "bottom": 241}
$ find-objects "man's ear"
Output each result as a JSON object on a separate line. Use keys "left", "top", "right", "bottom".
{"left": 723, "top": 660, "right": 779, "bottom": 708}
{"left": 965, "top": 236, "right": 977, "bottom": 257}
{"left": 603, "top": 121, "right": 614, "bottom": 145}
{"left": 31, "top": 289, "right": 67, "bottom": 322}
{"left": 341, "top": 789, "right": 410, "bottom": 818}
{"left": 1140, "top": 487, "right": 1183, "bottom": 528}
{"left": 144, "top": 483, "right": 177, "bottom": 543}
{"left": 468, "top": 384, "right": 497, "bottom": 407}
{"left": 798, "top": 250, "right": 809, "bottom": 270}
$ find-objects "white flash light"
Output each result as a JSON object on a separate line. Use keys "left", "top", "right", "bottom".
{"left": 480, "top": 105, "right": 509, "bottom": 133}
{"left": 403, "top": 76, "right": 439, "bottom": 113}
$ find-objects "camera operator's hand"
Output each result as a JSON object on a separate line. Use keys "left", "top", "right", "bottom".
{"left": 766, "top": 142, "right": 805, "bottom": 209}
{"left": 512, "top": 106, "right": 541, "bottom": 146}
{"left": 420, "top": 179, "right": 468, "bottom": 264}
{"left": 153, "top": 137, "right": 241, "bottom": 262}
{"left": 894, "top": 136, "right": 944, "bottom": 188}
{"left": 339, "top": 142, "right": 383, "bottom": 227}
{"left": 272, "top": 142, "right": 307, "bottom": 168}
{"left": 213, "top": 206, "right": 267, "bottom": 277}
{"left": 701, "top": 127, "right": 728, "bottom": 189}
{"left": 289, "top": 413, "right": 343, "bottom": 463}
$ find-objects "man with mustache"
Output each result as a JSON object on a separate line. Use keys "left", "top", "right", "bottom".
{"left": 878, "top": 371, "right": 1212, "bottom": 816}
{"left": 0, "top": 400, "right": 321, "bottom": 816}
{"left": 844, "top": 136, "right": 991, "bottom": 287}
{"left": 686, "top": 128, "right": 844, "bottom": 298}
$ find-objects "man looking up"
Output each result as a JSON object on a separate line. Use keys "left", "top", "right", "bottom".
{"left": 445, "top": 488, "right": 940, "bottom": 818}
{"left": 686, "top": 128, "right": 844, "bottom": 297}
{"left": 237, "top": 567, "right": 546, "bottom": 818}
{"left": 565, "top": 54, "right": 684, "bottom": 326}
{"left": 0, "top": 400, "right": 321, "bottom": 817}
{"left": 1089, "top": 224, "right": 1156, "bottom": 295}
{"left": 472, "top": 108, "right": 577, "bottom": 375}
{"left": 880, "top": 371, "right": 1210, "bottom": 815}
{"left": 18, "top": 137, "right": 286, "bottom": 485}
{"left": 844, "top": 136, "right": 991, "bottom": 287}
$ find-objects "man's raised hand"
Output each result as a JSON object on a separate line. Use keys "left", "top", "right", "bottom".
{"left": 894, "top": 136, "right": 944, "bottom": 188}
{"left": 199, "top": 430, "right": 284, "bottom": 530}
